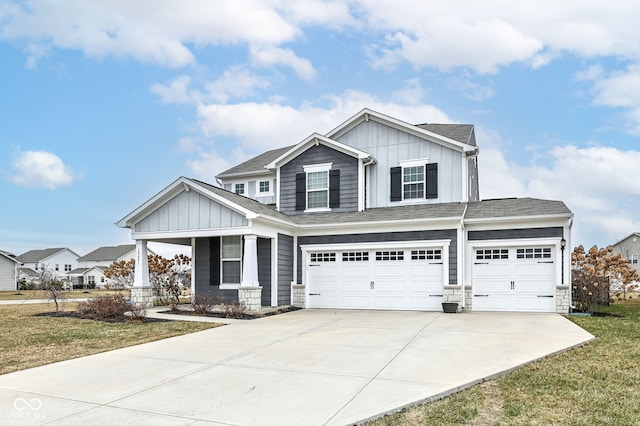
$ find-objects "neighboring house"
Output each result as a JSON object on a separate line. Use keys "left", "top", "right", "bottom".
{"left": 612, "top": 233, "right": 640, "bottom": 274}
{"left": 16, "top": 248, "right": 80, "bottom": 279}
{"left": 70, "top": 244, "right": 138, "bottom": 288}
{"left": 0, "top": 250, "right": 20, "bottom": 291}
{"left": 117, "top": 108, "right": 573, "bottom": 313}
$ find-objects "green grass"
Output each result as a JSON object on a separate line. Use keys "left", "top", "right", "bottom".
{"left": 0, "top": 303, "right": 221, "bottom": 375}
{"left": 370, "top": 299, "right": 640, "bottom": 425}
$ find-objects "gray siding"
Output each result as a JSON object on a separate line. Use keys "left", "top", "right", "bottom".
{"left": 277, "top": 234, "right": 293, "bottom": 306}
{"left": 193, "top": 237, "right": 236, "bottom": 302}
{"left": 280, "top": 144, "right": 358, "bottom": 215}
{"left": 135, "top": 190, "right": 248, "bottom": 232}
{"left": 468, "top": 227, "right": 564, "bottom": 241}
{"left": 298, "top": 230, "right": 457, "bottom": 285}
{"left": 0, "top": 257, "right": 16, "bottom": 291}
{"left": 335, "top": 120, "right": 464, "bottom": 207}
{"left": 257, "top": 237, "right": 271, "bottom": 306}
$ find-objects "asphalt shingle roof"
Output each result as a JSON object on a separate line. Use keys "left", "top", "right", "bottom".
{"left": 216, "top": 146, "right": 294, "bottom": 179}
{"left": 464, "top": 198, "right": 571, "bottom": 219}
{"left": 17, "top": 248, "right": 68, "bottom": 263}
{"left": 416, "top": 123, "right": 476, "bottom": 146}
{"left": 78, "top": 245, "right": 136, "bottom": 262}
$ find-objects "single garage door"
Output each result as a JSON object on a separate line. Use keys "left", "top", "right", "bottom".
{"left": 472, "top": 246, "right": 556, "bottom": 312}
{"left": 307, "top": 247, "right": 445, "bottom": 310}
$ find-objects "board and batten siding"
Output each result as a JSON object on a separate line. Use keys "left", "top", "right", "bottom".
{"left": 0, "top": 257, "right": 16, "bottom": 291}
{"left": 279, "top": 144, "right": 359, "bottom": 215}
{"left": 135, "top": 190, "right": 248, "bottom": 233}
{"left": 277, "top": 234, "right": 293, "bottom": 306}
{"left": 335, "top": 119, "right": 464, "bottom": 207}
{"left": 297, "top": 230, "right": 458, "bottom": 286}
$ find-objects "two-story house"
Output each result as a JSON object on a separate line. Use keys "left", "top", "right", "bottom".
{"left": 69, "top": 244, "right": 138, "bottom": 288}
{"left": 612, "top": 233, "right": 640, "bottom": 274}
{"left": 117, "top": 109, "right": 573, "bottom": 313}
{"left": 16, "top": 248, "right": 80, "bottom": 279}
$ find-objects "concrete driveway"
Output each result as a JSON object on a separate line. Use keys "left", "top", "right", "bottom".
{"left": 0, "top": 309, "right": 593, "bottom": 425}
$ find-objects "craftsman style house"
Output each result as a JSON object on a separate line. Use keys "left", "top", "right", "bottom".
{"left": 118, "top": 109, "right": 573, "bottom": 313}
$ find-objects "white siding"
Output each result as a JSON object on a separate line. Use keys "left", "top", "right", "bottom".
{"left": 0, "top": 256, "right": 16, "bottom": 291}
{"left": 336, "top": 120, "right": 464, "bottom": 207}
{"left": 135, "top": 190, "right": 248, "bottom": 232}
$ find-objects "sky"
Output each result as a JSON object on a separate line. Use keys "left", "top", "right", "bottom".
{"left": 1, "top": 0, "right": 640, "bottom": 258}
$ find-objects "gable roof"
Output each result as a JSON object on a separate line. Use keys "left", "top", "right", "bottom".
{"left": 17, "top": 248, "right": 79, "bottom": 263}
{"left": 612, "top": 232, "right": 640, "bottom": 247}
{"left": 78, "top": 245, "right": 136, "bottom": 262}
{"left": 327, "top": 108, "right": 478, "bottom": 153}
{"left": 69, "top": 266, "right": 108, "bottom": 275}
{"left": 0, "top": 250, "right": 19, "bottom": 264}
{"left": 265, "top": 133, "right": 373, "bottom": 170}
{"left": 217, "top": 145, "right": 293, "bottom": 179}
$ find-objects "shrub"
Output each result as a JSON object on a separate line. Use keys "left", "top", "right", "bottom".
{"left": 223, "top": 300, "right": 246, "bottom": 319}
{"left": 128, "top": 303, "right": 148, "bottom": 322}
{"left": 572, "top": 270, "right": 610, "bottom": 313}
{"left": 192, "top": 294, "right": 221, "bottom": 315}
{"left": 78, "top": 294, "right": 128, "bottom": 320}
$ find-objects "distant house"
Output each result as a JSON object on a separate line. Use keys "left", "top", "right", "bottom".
{"left": 69, "top": 244, "right": 147, "bottom": 288}
{"left": 16, "top": 248, "right": 80, "bottom": 280}
{"left": 0, "top": 250, "right": 20, "bottom": 291}
{"left": 612, "top": 233, "right": 640, "bottom": 274}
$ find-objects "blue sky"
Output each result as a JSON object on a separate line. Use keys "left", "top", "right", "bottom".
{"left": 1, "top": 1, "right": 639, "bottom": 258}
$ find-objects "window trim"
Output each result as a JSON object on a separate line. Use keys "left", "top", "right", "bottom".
{"left": 402, "top": 164, "right": 425, "bottom": 200}
{"left": 234, "top": 183, "right": 246, "bottom": 196}
{"left": 220, "top": 236, "right": 242, "bottom": 288}
{"left": 303, "top": 163, "right": 332, "bottom": 212}
{"left": 629, "top": 254, "right": 638, "bottom": 265}
{"left": 257, "top": 180, "right": 273, "bottom": 196}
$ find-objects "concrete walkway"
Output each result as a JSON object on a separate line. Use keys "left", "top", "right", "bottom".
{"left": 0, "top": 309, "right": 594, "bottom": 425}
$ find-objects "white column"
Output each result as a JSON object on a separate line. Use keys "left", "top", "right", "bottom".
{"left": 133, "top": 240, "right": 150, "bottom": 287}
{"left": 241, "top": 234, "right": 259, "bottom": 287}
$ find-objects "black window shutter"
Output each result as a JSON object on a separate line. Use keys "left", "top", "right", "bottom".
{"left": 390, "top": 167, "right": 402, "bottom": 201}
{"left": 329, "top": 169, "right": 340, "bottom": 208}
{"left": 295, "top": 173, "right": 306, "bottom": 211}
{"left": 426, "top": 163, "right": 438, "bottom": 199}
{"left": 210, "top": 237, "right": 220, "bottom": 286}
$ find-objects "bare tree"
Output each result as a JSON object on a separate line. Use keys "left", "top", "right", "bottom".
{"left": 37, "top": 270, "right": 68, "bottom": 312}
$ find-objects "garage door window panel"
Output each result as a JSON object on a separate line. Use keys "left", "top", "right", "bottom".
{"left": 310, "top": 252, "right": 336, "bottom": 263}
{"left": 343, "top": 252, "right": 369, "bottom": 262}
{"left": 376, "top": 250, "right": 404, "bottom": 261}
{"left": 411, "top": 249, "right": 441, "bottom": 260}
{"left": 476, "top": 249, "right": 509, "bottom": 260}
{"left": 517, "top": 248, "right": 551, "bottom": 259}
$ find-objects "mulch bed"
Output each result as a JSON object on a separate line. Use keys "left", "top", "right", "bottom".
{"left": 159, "top": 305, "right": 301, "bottom": 320}
{"left": 33, "top": 311, "right": 171, "bottom": 323}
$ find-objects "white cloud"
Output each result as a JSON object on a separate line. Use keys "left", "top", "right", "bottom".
{"left": 150, "top": 75, "right": 201, "bottom": 104}
{"left": 478, "top": 134, "right": 640, "bottom": 247}
{"left": 591, "top": 64, "right": 640, "bottom": 133}
{"left": 9, "top": 150, "right": 76, "bottom": 189}
{"left": 205, "top": 67, "right": 271, "bottom": 103}
{"left": 250, "top": 45, "right": 316, "bottom": 81}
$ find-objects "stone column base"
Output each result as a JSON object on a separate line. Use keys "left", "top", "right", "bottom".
{"left": 131, "top": 287, "right": 154, "bottom": 308}
{"left": 292, "top": 284, "right": 306, "bottom": 308}
{"left": 238, "top": 286, "right": 262, "bottom": 311}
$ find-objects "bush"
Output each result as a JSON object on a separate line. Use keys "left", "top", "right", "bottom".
{"left": 223, "top": 300, "right": 246, "bottom": 319}
{"left": 192, "top": 294, "right": 221, "bottom": 315}
{"left": 572, "top": 270, "right": 610, "bottom": 313}
{"left": 78, "top": 294, "right": 128, "bottom": 320}
{"left": 128, "top": 303, "right": 148, "bottom": 322}
{"left": 18, "top": 281, "right": 36, "bottom": 290}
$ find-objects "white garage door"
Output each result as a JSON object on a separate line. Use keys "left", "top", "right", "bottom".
{"left": 472, "top": 246, "right": 556, "bottom": 312}
{"left": 307, "top": 247, "right": 445, "bottom": 310}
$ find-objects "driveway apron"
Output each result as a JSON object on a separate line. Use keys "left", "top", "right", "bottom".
{"left": 0, "top": 310, "right": 594, "bottom": 425}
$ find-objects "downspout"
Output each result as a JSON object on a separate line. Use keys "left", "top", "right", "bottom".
{"left": 459, "top": 203, "right": 468, "bottom": 308}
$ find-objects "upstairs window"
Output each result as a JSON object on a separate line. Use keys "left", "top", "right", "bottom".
{"left": 234, "top": 183, "right": 245, "bottom": 195}
{"left": 258, "top": 180, "right": 271, "bottom": 194}
{"left": 297, "top": 163, "right": 339, "bottom": 211}
{"left": 403, "top": 166, "right": 424, "bottom": 199}
{"left": 629, "top": 254, "right": 638, "bottom": 265}
{"left": 307, "top": 171, "right": 329, "bottom": 209}
{"left": 64, "top": 264, "right": 72, "bottom": 272}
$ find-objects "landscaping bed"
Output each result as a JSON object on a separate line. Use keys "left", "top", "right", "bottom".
{"left": 159, "top": 305, "right": 301, "bottom": 320}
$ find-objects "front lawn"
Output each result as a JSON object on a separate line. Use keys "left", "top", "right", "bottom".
{"left": 370, "top": 299, "right": 640, "bottom": 425}
{"left": 0, "top": 289, "right": 124, "bottom": 300}
{"left": 0, "top": 303, "right": 221, "bottom": 375}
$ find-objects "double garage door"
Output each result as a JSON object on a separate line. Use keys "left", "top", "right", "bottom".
{"left": 307, "top": 246, "right": 445, "bottom": 310}
{"left": 472, "top": 246, "right": 556, "bottom": 312}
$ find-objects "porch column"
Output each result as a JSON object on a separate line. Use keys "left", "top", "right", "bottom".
{"left": 131, "top": 240, "right": 153, "bottom": 308}
{"left": 239, "top": 234, "right": 262, "bottom": 310}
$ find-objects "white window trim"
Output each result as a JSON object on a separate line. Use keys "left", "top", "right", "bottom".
{"left": 257, "top": 180, "right": 274, "bottom": 196}
{"left": 304, "top": 163, "right": 332, "bottom": 212}
{"left": 399, "top": 158, "right": 429, "bottom": 167}
{"left": 221, "top": 236, "right": 242, "bottom": 286}
{"left": 402, "top": 164, "right": 425, "bottom": 201}
{"left": 234, "top": 182, "right": 246, "bottom": 196}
